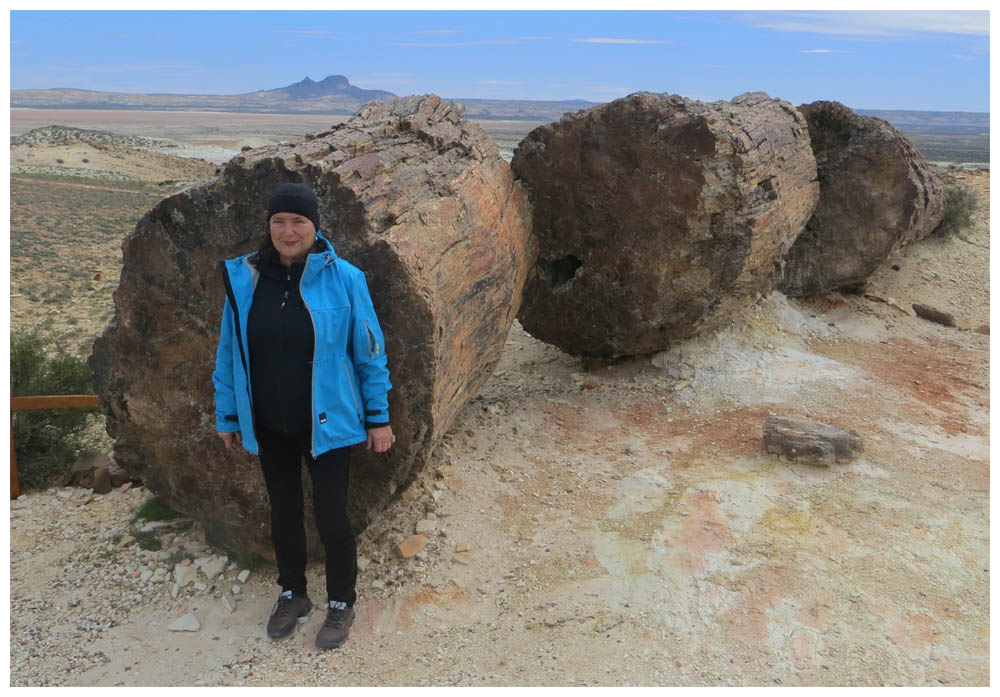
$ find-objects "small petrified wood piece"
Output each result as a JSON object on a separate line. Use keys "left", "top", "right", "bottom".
{"left": 763, "top": 415, "right": 863, "bottom": 466}
{"left": 912, "top": 303, "right": 957, "bottom": 327}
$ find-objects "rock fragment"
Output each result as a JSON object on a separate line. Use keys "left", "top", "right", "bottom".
{"left": 512, "top": 90, "right": 818, "bottom": 357}
{"left": 236, "top": 569, "right": 251, "bottom": 583}
{"left": 396, "top": 534, "right": 428, "bottom": 559}
{"left": 763, "top": 415, "right": 863, "bottom": 466}
{"left": 200, "top": 555, "right": 228, "bottom": 580}
{"left": 220, "top": 594, "right": 237, "bottom": 615}
{"left": 781, "top": 101, "right": 946, "bottom": 296}
{"left": 415, "top": 519, "right": 438, "bottom": 535}
{"left": 167, "top": 613, "right": 200, "bottom": 632}
{"left": 173, "top": 564, "right": 197, "bottom": 588}
{"left": 912, "top": 304, "right": 957, "bottom": 328}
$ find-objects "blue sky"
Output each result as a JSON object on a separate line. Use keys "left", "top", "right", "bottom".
{"left": 9, "top": 9, "right": 990, "bottom": 112}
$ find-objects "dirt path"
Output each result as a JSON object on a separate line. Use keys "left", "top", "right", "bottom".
{"left": 9, "top": 172, "right": 989, "bottom": 687}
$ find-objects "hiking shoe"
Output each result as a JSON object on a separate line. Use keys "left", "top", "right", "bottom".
{"left": 266, "top": 591, "right": 313, "bottom": 639}
{"left": 315, "top": 605, "right": 355, "bottom": 649}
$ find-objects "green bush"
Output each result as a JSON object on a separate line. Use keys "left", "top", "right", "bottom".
{"left": 933, "top": 185, "right": 978, "bottom": 239}
{"left": 10, "top": 329, "right": 98, "bottom": 490}
{"left": 128, "top": 526, "right": 163, "bottom": 551}
{"left": 132, "top": 496, "right": 182, "bottom": 523}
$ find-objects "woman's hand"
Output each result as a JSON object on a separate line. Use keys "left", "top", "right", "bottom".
{"left": 367, "top": 425, "right": 395, "bottom": 453}
{"left": 218, "top": 431, "right": 242, "bottom": 450}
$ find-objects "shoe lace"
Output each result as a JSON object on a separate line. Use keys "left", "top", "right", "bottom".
{"left": 323, "top": 607, "right": 349, "bottom": 629}
{"left": 270, "top": 593, "right": 296, "bottom": 620}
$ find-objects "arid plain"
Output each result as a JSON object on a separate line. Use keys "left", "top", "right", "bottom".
{"left": 9, "top": 107, "right": 990, "bottom": 686}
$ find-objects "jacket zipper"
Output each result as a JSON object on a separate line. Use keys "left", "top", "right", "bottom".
{"left": 298, "top": 255, "right": 319, "bottom": 457}
{"left": 343, "top": 360, "right": 363, "bottom": 423}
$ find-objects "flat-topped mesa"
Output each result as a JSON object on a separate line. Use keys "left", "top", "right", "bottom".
{"left": 511, "top": 91, "right": 819, "bottom": 358}
{"left": 780, "top": 100, "right": 947, "bottom": 296}
{"left": 89, "top": 94, "right": 534, "bottom": 556}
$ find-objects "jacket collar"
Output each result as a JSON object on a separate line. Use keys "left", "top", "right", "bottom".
{"left": 302, "top": 230, "right": 339, "bottom": 281}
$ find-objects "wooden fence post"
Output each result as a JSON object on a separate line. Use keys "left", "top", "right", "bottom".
{"left": 10, "top": 395, "right": 100, "bottom": 499}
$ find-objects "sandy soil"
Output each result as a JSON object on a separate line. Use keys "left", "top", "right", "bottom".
{"left": 7, "top": 129, "right": 989, "bottom": 686}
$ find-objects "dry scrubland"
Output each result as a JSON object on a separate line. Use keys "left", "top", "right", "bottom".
{"left": 8, "top": 110, "right": 991, "bottom": 687}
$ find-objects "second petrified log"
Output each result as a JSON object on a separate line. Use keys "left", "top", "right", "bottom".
{"left": 89, "top": 94, "right": 534, "bottom": 555}
{"left": 511, "top": 91, "right": 819, "bottom": 357}
{"left": 780, "top": 101, "right": 947, "bottom": 296}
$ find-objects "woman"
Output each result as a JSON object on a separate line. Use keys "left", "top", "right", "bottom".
{"left": 213, "top": 182, "right": 393, "bottom": 650}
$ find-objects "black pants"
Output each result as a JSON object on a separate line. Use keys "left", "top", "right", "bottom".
{"left": 257, "top": 427, "right": 357, "bottom": 606}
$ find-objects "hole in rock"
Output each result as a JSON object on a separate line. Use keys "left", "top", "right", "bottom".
{"left": 542, "top": 255, "right": 583, "bottom": 290}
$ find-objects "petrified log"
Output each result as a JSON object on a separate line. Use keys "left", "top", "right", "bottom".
{"left": 780, "top": 101, "right": 946, "bottom": 296}
{"left": 89, "top": 94, "right": 534, "bottom": 556}
{"left": 763, "top": 415, "right": 863, "bottom": 466}
{"left": 510, "top": 91, "right": 819, "bottom": 357}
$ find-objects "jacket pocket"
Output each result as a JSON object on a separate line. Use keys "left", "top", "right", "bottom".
{"left": 343, "top": 360, "right": 363, "bottom": 424}
{"left": 364, "top": 320, "right": 380, "bottom": 360}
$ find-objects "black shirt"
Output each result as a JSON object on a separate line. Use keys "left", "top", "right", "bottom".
{"left": 247, "top": 260, "right": 314, "bottom": 434}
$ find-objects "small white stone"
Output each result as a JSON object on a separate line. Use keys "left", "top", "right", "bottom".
{"left": 231, "top": 585, "right": 241, "bottom": 595}
{"left": 220, "top": 594, "right": 237, "bottom": 614}
{"left": 200, "top": 556, "right": 227, "bottom": 580}
{"left": 140, "top": 569, "right": 153, "bottom": 583}
{"left": 415, "top": 519, "right": 437, "bottom": 535}
{"left": 174, "top": 564, "right": 197, "bottom": 588}
{"left": 193, "top": 582, "right": 208, "bottom": 592}
{"left": 236, "top": 569, "right": 250, "bottom": 584}
{"left": 167, "top": 613, "right": 200, "bottom": 632}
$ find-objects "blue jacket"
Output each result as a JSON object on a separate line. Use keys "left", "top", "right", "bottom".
{"left": 213, "top": 231, "right": 391, "bottom": 457}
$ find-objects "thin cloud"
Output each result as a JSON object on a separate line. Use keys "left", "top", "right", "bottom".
{"left": 801, "top": 49, "right": 835, "bottom": 54}
{"left": 745, "top": 11, "right": 988, "bottom": 38}
{"left": 570, "top": 37, "right": 668, "bottom": 45}
{"left": 414, "top": 29, "right": 461, "bottom": 35}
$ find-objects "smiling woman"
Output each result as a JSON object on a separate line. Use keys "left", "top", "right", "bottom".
{"left": 213, "top": 181, "right": 394, "bottom": 650}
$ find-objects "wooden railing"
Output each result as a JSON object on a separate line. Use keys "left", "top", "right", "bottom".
{"left": 10, "top": 395, "right": 99, "bottom": 499}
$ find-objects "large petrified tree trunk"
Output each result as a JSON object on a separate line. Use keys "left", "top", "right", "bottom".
{"left": 89, "top": 94, "right": 534, "bottom": 556}
{"left": 779, "top": 101, "right": 946, "bottom": 296}
{"left": 510, "top": 91, "right": 819, "bottom": 358}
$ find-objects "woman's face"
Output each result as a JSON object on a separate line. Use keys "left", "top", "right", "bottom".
{"left": 269, "top": 212, "right": 316, "bottom": 265}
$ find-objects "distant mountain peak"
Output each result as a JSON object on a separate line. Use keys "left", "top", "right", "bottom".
{"left": 269, "top": 74, "right": 394, "bottom": 102}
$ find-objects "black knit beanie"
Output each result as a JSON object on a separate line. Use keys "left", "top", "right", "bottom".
{"left": 267, "top": 183, "right": 320, "bottom": 230}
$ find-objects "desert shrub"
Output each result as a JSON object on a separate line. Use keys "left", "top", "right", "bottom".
{"left": 10, "top": 328, "right": 98, "bottom": 489}
{"left": 933, "top": 185, "right": 978, "bottom": 239}
{"left": 132, "top": 495, "right": 182, "bottom": 523}
{"left": 225, "top": 542, "right": 270, "bottom": 571}
{"left": 128, "top": 526, "right": 163, "bottom": 551}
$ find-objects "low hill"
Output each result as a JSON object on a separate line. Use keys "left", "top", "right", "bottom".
{"left": 11, "top": 75, "right": 397, "bottom": 115}
{"left": 11, "top": 126, "right": 216, "bottom": 182}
